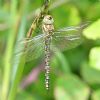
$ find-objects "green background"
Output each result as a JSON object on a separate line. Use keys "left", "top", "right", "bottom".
{"left": 0, "top": 0, "right": 100, "bottom": 100}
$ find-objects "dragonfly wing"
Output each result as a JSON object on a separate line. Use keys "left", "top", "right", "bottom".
{"left": 15, "top": 34, "right": 45, "bottom": 62}
{"left": 51, "top": 26, "right": 84, "bottom": 51}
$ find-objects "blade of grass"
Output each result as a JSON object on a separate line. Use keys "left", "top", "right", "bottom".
{"left": 8, "top": 0, "right": 29, "bottom": 99}
{"left": 8, "top": 53, "right": 26, "bottom": 100}
{"left": 1, "top": 0, "right": 18, "bottom": 99}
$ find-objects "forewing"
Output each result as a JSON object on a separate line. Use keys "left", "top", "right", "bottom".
{"left": 51, "top": 26, "right": 84, "bottom": 51}
{"left": 15, "top": 34, "right": 44, "bottom": 62}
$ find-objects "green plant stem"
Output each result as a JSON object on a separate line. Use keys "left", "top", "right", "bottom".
{"left": 8, "top": 54, "right": 26, "bottom": 100}
{"left": 1, "top": 0, "right": 18, "bottom": 99}
{"left": 2, "top": 30, "right": 17, "bottom": 100}
{"left": 8, "top": 0, "right": 29, "bottom": 99}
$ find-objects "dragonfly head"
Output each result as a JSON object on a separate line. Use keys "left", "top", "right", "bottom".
{"left": 43, "top": 15, "right": 54, "bottom": 24}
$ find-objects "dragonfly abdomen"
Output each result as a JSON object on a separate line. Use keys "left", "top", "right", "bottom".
{"left": 44, "top": 36, "right": 51, "bottom": 90}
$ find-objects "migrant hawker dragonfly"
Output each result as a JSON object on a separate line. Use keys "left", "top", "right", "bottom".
{"left": 16, "top": 15, "right": 88, "bottom": 90}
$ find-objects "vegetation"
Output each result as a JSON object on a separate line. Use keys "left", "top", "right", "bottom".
{"left": 0, "top": 0, "right": 100, "bottom": 100}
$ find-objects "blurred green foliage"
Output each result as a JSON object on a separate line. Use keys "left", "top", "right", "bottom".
{"left": 83, "top": 19, "right": 100, "bottom": 40}
{"left": 0, "top": 0, "right": 100, "bottom": 100}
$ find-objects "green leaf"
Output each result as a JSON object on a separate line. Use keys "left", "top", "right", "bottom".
{"left": 92, "top": 90, "right": 100, "bottom": 100}
{"left": 89, "top": 47, "right": 100, "bottom": 70}
{"left": 54, "top": 87, "right": 72, "bottom": 100}
{"left": 68, "top": 6, "right": 81, "bottom": 25}
{"left": 81, "top": 61, "right": 100, "bottom": 84}
{"left": 83, "top": 19, "right": 100, "bottom": 40}
{"left": 86, "top": 3, "right": 100, "bottom": 20}
{"left": 52, "top": 4, "right": 81, "bottom": 28}
{"left": 54, "top": 74, "right": 90, "bottom": 100}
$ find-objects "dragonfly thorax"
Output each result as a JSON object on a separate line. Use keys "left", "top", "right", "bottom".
{"left": 42, "top": 15, "right": 54, "bottom": 34}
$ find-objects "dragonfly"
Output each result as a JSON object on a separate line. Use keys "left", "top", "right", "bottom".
{"left": 16, "top": 15, "right": 87, "bottom": 90}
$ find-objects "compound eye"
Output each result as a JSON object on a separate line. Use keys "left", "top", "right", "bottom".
{"left": 48, "top": 16, "right": 52, "bottom": 20}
